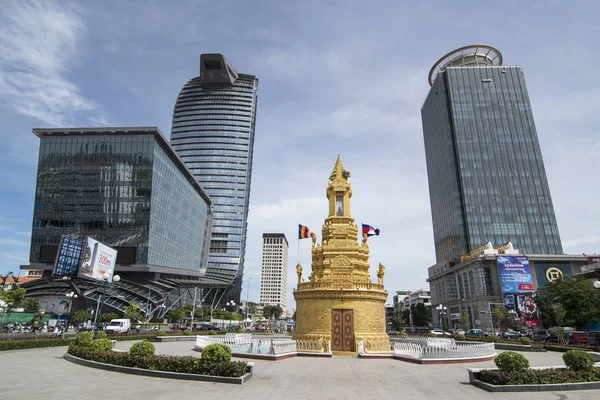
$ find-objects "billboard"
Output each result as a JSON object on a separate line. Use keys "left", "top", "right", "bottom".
{"left": 534, "top": 262, "right": 571, "bottom": 289}
{"left": 497, "top": 256, "right": 539, "bottom": 326}
{"left": 77, "top": 237, "right": 118, "bottom": 282}
{"left": 52, "top": 235, "right": 85, "bottom": 277}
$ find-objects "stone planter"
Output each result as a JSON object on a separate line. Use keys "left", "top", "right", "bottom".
{"left": 468, "top": 367, "right": 600, "bottom": 392}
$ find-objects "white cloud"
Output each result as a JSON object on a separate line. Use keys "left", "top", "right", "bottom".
{"left": 0, "top": 1, "right": 106, "bottom": 126}
{"left": 0, "top": 239, "right": 30, "bottom": 247}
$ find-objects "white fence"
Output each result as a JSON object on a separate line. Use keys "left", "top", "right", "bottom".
{"left": 195, "top": 335, "right": 296, "bottom": 355}
{"left": 393, "top": 341, "right": 495, "bottom": 360}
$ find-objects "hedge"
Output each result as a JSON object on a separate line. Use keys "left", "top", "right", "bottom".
{"left": 0, "top": 338, "right": 73, "bottom": 351}
{"left": 67, "top": 345, "right": 248, "bottom": 377}
{"left": 479, "top": 367, "right": 600, "bottom": 385}
{"left": 0, "top": 333, "right": 159, "bottom": 351}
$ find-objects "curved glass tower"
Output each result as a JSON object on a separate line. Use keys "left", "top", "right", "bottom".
{"left": 170, "top": 54, "right": 258, "bottom": 301}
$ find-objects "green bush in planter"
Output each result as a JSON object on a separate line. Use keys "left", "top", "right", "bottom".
{"left": 89, "top": 338, "right": 113, "bottom": 352}
{"left": 182, "top": 330, "right": 192, "bottom": 336}
{"left": 130, "top": 341, "right": 156, "bottom": 357}
{"left": 485, "top": 335, "right": 499, "bottom": 343}
{"left": 72, "top": 332, "right": 94, "bottom": 347}
{"left": 455, "top": 334, "right": 465, "bottom": 341}
{"left": 494, "top": 351, "right": 530, "bottom": 372}
{"left": 563, "top": 349, "right": 595, "bottom": 371}
{"left": 427, "top": 333, "right": 437, "bottom": 338}
{"left": 208, "top": 330, "right": 217, "bottom": 335}
{"left": 97, "top": 331, "right": 107, "bottom": 339}
{"left": 201, "top": 343, "right": 232, "bottom": 364}
{"left": 156, "top": 330, "right": 166, "bottom": 336}
{"left": 519, "top": 336, "right": 531, "bottom": 345}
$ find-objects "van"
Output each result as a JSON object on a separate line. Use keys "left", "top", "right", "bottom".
{"left": 105, "top": 319, "right": 131, "bottom": 334}
{"left": 586, "top": 331, "right": 600, "bottom": 346}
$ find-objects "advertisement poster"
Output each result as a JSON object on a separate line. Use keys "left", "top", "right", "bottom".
{"left": 77, "top": 237, "right": 117, "bottom": 282}
{"left": 52, "top": 235, "right": 85, "bottom": 277}
{"left": 497, "top": 256, "right": 539, "bottom": 326}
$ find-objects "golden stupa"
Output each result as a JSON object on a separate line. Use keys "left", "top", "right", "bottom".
{"left": 293, "top": 156, "right": 391, "bottom": 355}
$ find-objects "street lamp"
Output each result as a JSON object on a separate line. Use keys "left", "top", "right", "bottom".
{"left": 245, "top": 277, "right": 251, "bottom": 329}
{"left": 436, "top": 304, "right": 447, "bottom": 337}
{"left": 226, "top": 300, "right": 235, "bottom": 331}
{"left": 594, "top": 280, "right": 600, "bottom": 289}
{"left": 63, "top": 291, "right": 78, "bottom": 338}
{"left": 93, "top": 273, "right": 120, "bottom": 338}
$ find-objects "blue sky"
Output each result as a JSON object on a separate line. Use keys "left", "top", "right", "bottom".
{"left": 1, "top": 0, "right": 599, "bottom": 310}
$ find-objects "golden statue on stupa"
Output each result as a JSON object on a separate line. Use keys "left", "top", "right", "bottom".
{"left": 293, "top": 155, "right": 391, "bottom": 355}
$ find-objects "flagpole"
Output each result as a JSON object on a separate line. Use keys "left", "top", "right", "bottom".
{"left": 297, "top": 236, "right": 300, "bottom": 264}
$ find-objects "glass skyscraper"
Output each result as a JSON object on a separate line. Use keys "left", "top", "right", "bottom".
{"left": 421, "top": 45, "right": 563, "bottom": 263}
{"left": 170, "top": 54, "right": 258, "bottom": 302}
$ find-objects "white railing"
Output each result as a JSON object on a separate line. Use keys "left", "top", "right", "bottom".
{"left": 393, "top": 341, "right": 495, "bottom": 360}
{"left": 195, "top": 335, "right": 296, "bottom": 355}
{"left": 390, "top": 336, "right": 455, "bottom": 347}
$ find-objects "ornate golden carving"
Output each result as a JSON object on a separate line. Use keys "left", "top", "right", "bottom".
{"left": 296, "top": 263, "right": 302, "bottom": 286}
{"left": 376, "top": 263, "right": 385, "bottom": 285}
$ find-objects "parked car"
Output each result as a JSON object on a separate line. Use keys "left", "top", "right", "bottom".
{"left": 429, "top": 329, "right": 451, "bottom": 337}
{"left": 198, "top": 324, "right": 221, "bottom": 331}
{"left": 566, "top": 331, "right": 588, "bottom": 345}
{"left": 465, "top": 329, "right": 484, "bottom": 337}
{"left": 503, "top": 330, "right": 521, "bottom": 340}
{"left": 586, "top": 331, "right": 600, "bottom": 346}
{"left": 532, "top": 329, "right": 550, "bottom": 342}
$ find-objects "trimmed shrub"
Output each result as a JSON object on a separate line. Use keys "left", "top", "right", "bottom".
{"left": 563, "top": 350, "right": 595, "bottom": 371}
{"left": 182, "top": 330, "right": 192, "bottom": 336}
{"left": 156, "top": 330, "right": 166, "bottom": 336}
{"left": 519, "top": 336, "right": 531, "bottom": 345}
{"left": 89, "top": 338, "right": 113, "bottom": 352}
{"left": 208, "top": 330, "right": 217, "bottom": 335}
{"left": 72, "top": 332, "right": 95, "bottom": 347}
{"left": 427, "top": 333, "right": 437, "bottom": 338}
{"left": 485, "top": 335, "right": 499, "bottom": 343}
{"left": 97, "top": 331, "right": 108, "bottom": 339}
{"left": 130, "top": 341, "right": 155, "bottom": 357}
{"left": 494, "top": 351, "right": 530, "bottom": 372}
{"left": 455, "top": 334, "right": 466, "bottom": 341}
{"left": 201, "top": 343, "right": 232, "bottom": 364}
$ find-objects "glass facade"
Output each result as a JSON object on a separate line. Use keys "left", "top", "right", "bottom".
{"left": 170, "top": 54, "right": 258, "bottom": 297}
{"left": 31, "top": 130, "right": 212, "bottom": 273}
{"left": 422, "top": 66, "right": 563, "bottom": 262}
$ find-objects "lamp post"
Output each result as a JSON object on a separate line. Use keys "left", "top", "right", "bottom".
{"left": 594, "top": 281, "right": 600, "bottom": 289}
{"left": 245, "top": 277, "right": 251, "bottom": 329}
{"left": 93, "top": 273, "right": 120, "bottom": 339}
{"left": 436, "top": 304, "right": 447, "bottom": 337}
{"left": 63, "top": 291, "right": 78, "bottom": 338}
{"left": 226, "top": 300, "right": 235, "bottom": 331}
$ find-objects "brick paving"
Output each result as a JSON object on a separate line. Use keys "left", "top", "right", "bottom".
{"left": 1, "top": 341, "right": 599, "bottom": 399}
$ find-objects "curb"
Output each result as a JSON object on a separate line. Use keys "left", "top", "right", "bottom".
{"left": 63, "top": 353, "right": 253, "bottom": 384}
{"left": 394, "top": 353, "right": 497, "bottom": 364}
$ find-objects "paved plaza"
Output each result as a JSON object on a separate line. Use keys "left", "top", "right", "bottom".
{"left": 1, "top": 341, "right": 599, "bottom": 399}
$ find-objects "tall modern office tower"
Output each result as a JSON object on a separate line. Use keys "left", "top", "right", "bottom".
{"left": 421, "top": 45, "right": 563, "bottom": 263}
{"left": 259, "top": 233, "right": 288, "bottom": 310}
{"left": 171, "top": 54, "right": 258, "bottom": 304}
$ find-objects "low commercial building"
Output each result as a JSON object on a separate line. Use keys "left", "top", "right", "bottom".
{"left": 427, "top": 242, "right": 598, "bottom": 331}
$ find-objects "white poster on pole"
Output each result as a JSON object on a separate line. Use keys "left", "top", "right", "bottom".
{"left": 77, "top": 237, "right": 118, "bottom": 282}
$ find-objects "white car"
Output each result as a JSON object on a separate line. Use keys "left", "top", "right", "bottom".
{"left": 429, "top": 329, "right": 451, "bottom": 336}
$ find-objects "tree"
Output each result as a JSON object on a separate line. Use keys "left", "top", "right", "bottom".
{"left": 291, "top": 309, "right": 296, "bottom": 321}
{"left": 124, "top": 302, "right": 144, "bottom": 322}
{"left": 262, "top": 305, "right": 273, "bottom": 319}
{"left": 391, "top": 314, "right": 405, "bottom": 331}
{"left": 534, "top": 276, "right": 600, "bottom": 329}
{"left": 410, "top": 304, "right": 432, "bottom": 327}
{"left": 0, "top": 271, "right": 13, "bottom": 290}
{"left": 0, "top": 287, "right": 26, "bottom": 313}
{"left": 165, "top": 307, "right": 187, "bottom": 323}
{"left": 71, "top": 310, "right": 92, "bottom": 325}
{"left": 23, "top": 297, "right": 40, "bottom": 313}
{"left": 101, "top": 312, "right": 120, "bottom": 323}
{"left": 492, "top": 307, "right": 518, "bottom": 333}
{"left": 460, "top": 310, "right": 470, "bottom": 330}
